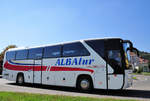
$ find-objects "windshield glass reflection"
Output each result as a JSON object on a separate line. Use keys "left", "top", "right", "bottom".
{"left": 123, "top": 43, "right": 131, "bottom": 68}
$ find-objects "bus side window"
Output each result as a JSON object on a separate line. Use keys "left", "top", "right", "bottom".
{"left": 28, "top": 48, "right": 43, "bottom": 59}
{"left": 16, "top": 50, "right": 28, "bottom": 60}
{"left": 63, "top": 42, "right": 90, "bottom": 57}
{"left": 43, "top": 45, "right": 61, "bottom": 58}
{"left": 6, "top": 51, "right": 16, "bottom": 60}
{"left": 85, "top": 40, "right": 105, "bottom": 59}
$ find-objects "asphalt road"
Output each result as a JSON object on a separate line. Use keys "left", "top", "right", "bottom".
{"left": 0, "top": 75, "right": 150, "bottom": 101}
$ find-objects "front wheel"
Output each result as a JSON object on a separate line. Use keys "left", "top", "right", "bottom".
{"left": 77, "top": 76, "right": 93, "bottom": 91}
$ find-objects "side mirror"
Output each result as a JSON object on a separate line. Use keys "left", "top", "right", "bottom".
{"left": 127, "top": 47, "right": 139, "bottom": 57}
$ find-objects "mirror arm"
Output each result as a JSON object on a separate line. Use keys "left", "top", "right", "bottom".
{"left": 123, "top": 40, "right": 139, "bottom": 57}
{"left": 127, "top": 47, "right": 139, "bottom": 57}
{"left": 132, "top": 47, "right": 139, "bottom": 57}
{"left": 123, "top": 40, "right": 133, "bottom": 48}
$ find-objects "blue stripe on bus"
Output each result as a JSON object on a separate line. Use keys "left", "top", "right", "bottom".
{"left": 8, "top": 60, "right": 40, "bottom": 66}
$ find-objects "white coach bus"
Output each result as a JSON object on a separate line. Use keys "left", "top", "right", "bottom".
{"left": 2, "top": 38, "right": 139, "bottom": 91}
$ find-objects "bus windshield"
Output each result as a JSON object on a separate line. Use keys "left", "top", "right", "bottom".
{"left": 123, "top": 43, "right": 131, "bottom": 69}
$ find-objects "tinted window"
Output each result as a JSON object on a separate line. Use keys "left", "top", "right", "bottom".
{"left": 16, "top": 50, "right": 28, "bottom": 60}
{"left": 28, "top": 48, "right": 43, "bottom": 59}
{"left": 108, "top": 50, "right": 122, "bottom": 67}
{"left": 63, "top": 42, "right": 90, "bottom": 57}
{"left": 106, "top": 39, "right": 121, "bottom": 50}
{"left": 6, "top": 51, "right": 16, "bottom": 60}
{"left": 107, "top": 50, "right": 123, "bottom": 74}
{"left": 85, "top": 40, "right": 105, "bottom": 58}
{"left": 43, "top": 45, "right": 61, "bottom": 58}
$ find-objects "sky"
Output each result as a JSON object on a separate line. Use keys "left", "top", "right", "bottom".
{"left": 0, "top": 0, "right": 150, "bottom": 52}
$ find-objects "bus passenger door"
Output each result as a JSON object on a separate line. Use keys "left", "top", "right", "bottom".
{"left": 106, "top": 40, "right": 124, "bottom": 90}
{"left": 33, "top": 59, "right": 42, "bottom": 84}
{"left": 107, "top": 50, "right": 124, "bottom": 89}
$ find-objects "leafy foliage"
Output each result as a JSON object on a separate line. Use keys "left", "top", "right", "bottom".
{"left": 139, "top": 51, "right": 150, "bottom": 60}
{"left": 0, "top": 45, "right": 17, "bottom": 74}
{"left": 139, "top": 51, "right": 150, "bottom": 67}
{"left": 0, "top": 45, "right": 17, "bottom": 61}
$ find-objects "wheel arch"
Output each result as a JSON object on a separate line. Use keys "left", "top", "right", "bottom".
{"left": 76, "top": 74, "right": 94, "bottom": 88}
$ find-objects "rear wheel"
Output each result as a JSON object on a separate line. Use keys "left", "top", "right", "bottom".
{"left": 16, "top": 74, "right": 24, "bottom": 85}
{"left": 77, "top": 76, "right": 93, "bottom": 91}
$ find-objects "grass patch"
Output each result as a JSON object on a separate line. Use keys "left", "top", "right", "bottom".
{"left": 133, "top": 72, "right": 150, "bottom": 76}
{"left": 0, "top": 92, "right": 138, "bottom": 101}
{"left": 132, "top": 76, "right": 138, "bottom": 80}
{"left": 141, "top": 72, "right": 150, "bottom": 76}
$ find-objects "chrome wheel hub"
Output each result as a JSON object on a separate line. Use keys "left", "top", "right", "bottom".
{"left": 18, "top": 76, "right": 23, "bottom": 84}
{"left": 80, "top": 79, "right": 90, "bottom": 90}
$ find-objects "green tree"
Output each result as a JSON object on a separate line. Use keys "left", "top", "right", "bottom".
{"left": 0, "top": 45, "right": 17, "bottom": 74}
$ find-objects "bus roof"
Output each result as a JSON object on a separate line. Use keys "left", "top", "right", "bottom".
{"left": 7, "top": 37, "right": 122, "bottom": 52}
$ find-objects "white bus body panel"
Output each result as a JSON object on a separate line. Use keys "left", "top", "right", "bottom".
{"left": 34, "top": 60, "right": 42, "bottom": 84}
{"left": 94, "top": 67, "right": 107, "bottom": 89}
{"left": 108, "top": 75, "right": 123, "bottom": 89}
{"left": 42, "top": 56, "right": 103, "bottom": 87}
{"left": 107, "top": 65, "right": 124, "bottom": 89}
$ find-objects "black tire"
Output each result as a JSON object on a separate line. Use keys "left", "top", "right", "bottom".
{"left": 77, "top": 76, "right": 93, "bottom": 92}
{"left": 16, "top": 74, "right": 24, "bottom": 86}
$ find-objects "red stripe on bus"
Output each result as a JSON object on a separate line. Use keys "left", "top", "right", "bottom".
{"left": 4, "top": 61, "right": 45, "bottom": 71}
{"left": 4, "top": 61, "right": 32, "bottom": 71}
{"left": 50, "top": 66, "right": 94, "bottom": 73}
{"left": 4, "top": 61, "right": 94, "bottom": 73}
